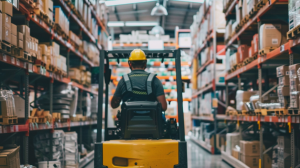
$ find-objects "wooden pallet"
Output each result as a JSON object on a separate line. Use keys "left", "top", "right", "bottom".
{"left": 237, "top": 110, "right": 250, "bottom": 116}
{"left": 288, "top": 108, "right": 300, "bottom": 115}
{"left": 287, "top": 24, "right": 300, "bottom": 39}
{"left": 53, "top": 24, "right": 69, "bottom": 40}
{"left": 46, "top": 64, "right": 54, "bottom": 72}
{"left": 29, "top": 116, "right": 38, "bottom": 123}
{"left": 34, "top": 59, "right": 46, "bottom": 67}
{"left": 256, "top": 0, "right": 268, "bottom": 10}
{"left": 16, "top": 51, "right": 32, "bottom": 62}
{"left": 1, "top": 41, "right": 11, "bottom": 54}
{"left": 71, "top": 114, "right": 86, "bottom": 122}
{"left": 248, "top": 6, "right": 258, "bottom": 18}
{"left": 256, "top": 109, "right": 274, "bottom": 116}
{"left": 243, "top": 57, "right": 254, "bottom": 66}
{"left": 0, "top": 116, "right": 18, "bottom": 125}
{"left": 252, "top": 52, "right": 258, "bottom": 60}
{"left": 259, "top": 48, "right": 275, "bottom": 56}
{"left": 267, "top": 108, "right": 289, "bottom": 116}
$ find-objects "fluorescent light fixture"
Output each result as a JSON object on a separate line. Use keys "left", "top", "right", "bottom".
{"left": 125, "top": 21, "right": 158, "bottom": 27}
{"left": 107, "top": 21, "right": 124, "bottom": 27}
{"left": 171, "top": 0, "right": 204, "bottom": 3}
{"left": 151, "top": 3, "right": 168, "bottom": 16}
{"left": 104, "top": 0, "right": 156, "bottom": 6}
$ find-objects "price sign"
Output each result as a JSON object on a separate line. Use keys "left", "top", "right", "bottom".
{"left": 280, "top": 45, "right": 285, "bottom": 52}
{"left": 11, "top": 57, "right": 15, "bottom": 64}
{"left": 2, "top": 54, "right": 7, "bottom": 62}
{"left": 16, "top": 59, "right": 20, "bottom": 66}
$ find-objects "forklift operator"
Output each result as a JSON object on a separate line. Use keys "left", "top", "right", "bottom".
{"left": 111, "top": 49, "right": 168, "bottom": 111}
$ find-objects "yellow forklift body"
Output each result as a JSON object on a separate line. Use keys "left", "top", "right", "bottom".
{"left": 103, "top": 139, "right": 179, "bottom": 168}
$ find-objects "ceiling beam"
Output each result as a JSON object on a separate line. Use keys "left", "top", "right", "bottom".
{"left": 108, "top": 9, "right": 149, "bottom": 15}
{"left": 168, "top": 7, "right": 198, "bottom": 12}
{"left": 113, "top": 6, "right": 125, "bottom": 33}
{"left": 182, "top": 3, "right": 190, "bottom": 29}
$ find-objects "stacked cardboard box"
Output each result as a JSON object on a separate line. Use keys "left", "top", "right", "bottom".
{"left": 0, "top": 146, "right": 20, "bottom": 168}
{"left": 251, "top": 34, "right": 259, "bottom": 57}
{"left": 277, "top": 136, "right": 291, "bottom": 168}
{"left": 69, "top": 66, "right": 91, "bottom": 86}
{"left": 240, "top": 141, "right": 260, "bottom": 168}
{"left": 44, "top": 0, "right": 53, "bottom": 22}
{"left": 289, "top": 64, "right": 300, "bottom": 109}
{"left": 236, "top": 90, "right": 258, "bottom": 111}
{"left": 277, "top": 65, "right": 290, "bottom": 109}
{"left": 54, "top": 7, "right": 70, "bottom": 36}
{"left": 30, "top": 37, "right": 39, "bottom": 60}
{"left": 236, "top": 45, "right": 249, "bottom": 64}
{"left": 65, "top": 132, "right": 79, "bottom": 167}
{"left": 17, "top": 25, "right": 30, "bottom": 54}
{"left": 69, "top": 31, "right": 83, "bottom": 47}
{"left": 2, "top": 1, "right": 13, "bottom": 44}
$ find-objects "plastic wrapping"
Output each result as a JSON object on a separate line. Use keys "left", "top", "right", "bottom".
{"left": 0, "top": 89, "right": 16, "bottom": 116}
{"left": 70, "top": 87, "right": 78, "bottom": 117}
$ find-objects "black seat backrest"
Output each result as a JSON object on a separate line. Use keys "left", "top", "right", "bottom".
{"left": 121, "top": 101, "right": 163, "bottom": 139}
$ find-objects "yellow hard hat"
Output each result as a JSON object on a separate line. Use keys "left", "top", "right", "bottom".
{"left": 129, "top": 49, "right": 147, "bottom": 61}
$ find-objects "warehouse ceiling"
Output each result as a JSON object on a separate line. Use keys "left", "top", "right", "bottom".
{"left": 106, "top": 0, "right": 202, "bottom": 37}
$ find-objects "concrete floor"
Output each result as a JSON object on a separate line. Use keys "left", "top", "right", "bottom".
{"left": 85, "top": 140, "right": 232, "bottom": 168}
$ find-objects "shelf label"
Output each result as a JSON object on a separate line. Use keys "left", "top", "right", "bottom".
{"left": 16, "top": 59, "right": 20, "bottom": 66}
{"left": 28, "top": 63, "right": 33, "bottom": 73}
{"left": 280, "top": 45, "right": 285, "bottom": 52}
{"left": 11, "top": 57, "right": 15, "bottom": 64}
{"left": 10, "top": 125, "right": 14, "bottom": 132}
{"left": 15, "top": 125, "right": 19, "bottom": 132}
{"left": 2, "top": 54, "right": 7, "bottom": 62}
{"left": 3, "top": 126, "right": 7, "bottom": 133}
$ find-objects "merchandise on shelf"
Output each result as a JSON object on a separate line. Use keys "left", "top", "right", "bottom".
{"left": 236, "top": 90, "right": 258, "bottom": 111}
{"left": 64, "top": 132, "right": 79, "bottom": 167}
{"left": 69, "top": 66, "right": 92, "bottom": 86}
{"left": 259, "top": 24, "right": 288, "bottom": 50}
{"left": 35, "top": 130, "right": 65, "bottom": 166}
{"left": 77, "top": 93, "right": 92, "bottom": 117}
{"left": 17, "top": 25, "right": 30, "bottom": 54}
{"left": 69, "top": 31, "right": 83, "bottom": 48}
{"left": 0, "top": 89, "right": 16, "bottom": 117}
{"left": 54, "top": 6, "right": 70, "bottom": 36}
{"left": 225, "top": 132, "right": 240, "bottom": 155}
{"left": 277, "top": 136, "right": 291, "bottom": 168}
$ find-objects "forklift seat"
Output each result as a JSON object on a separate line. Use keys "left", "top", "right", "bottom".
{"left": 120, "top": 101, "right": 163, "bottom": 139}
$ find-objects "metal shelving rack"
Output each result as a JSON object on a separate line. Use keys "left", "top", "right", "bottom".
{"left": 217, "top": 0, "right": 300, "bottom": 167}
{"left": 190, "top": 0, "right": 227, "bottom": 155}
{"left": 0, "top": 0, "right": 108, "bottom": 167}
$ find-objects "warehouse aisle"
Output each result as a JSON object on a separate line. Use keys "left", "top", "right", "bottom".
{"left": 85, "top": 140, "right": 232, "bottom": 168}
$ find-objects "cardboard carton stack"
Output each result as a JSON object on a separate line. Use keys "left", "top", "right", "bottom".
{"left": 69, "top": 66, "right": 91, "bottom": 86}
{"left": 236, "top": 90, "right": 258, "bottom": 111}
{"left": 44, "top": 0, "right": 54, "bottom": 22}
{"left": 1, "top": 1, "right": 13, "bottom": 46}
{"left": 239, "top": 141, "right": 260, "bottom": 168}
{"left": 236, "top": 45, "right": 249, "bottom": 64}
{"left": 30, "top": 37, "right": 39, "bottom": 62}
{"left": 65, "top": 132, "right": 79, "bottom": 168}
{"left": 277, "top": 136, "right": 291, "bottom": 168}
{"left": 0, "top": 146, "right": 20, "bottom": 168}
{"left": 289, "top": 0, "right": 297, "bottom": 31}
{"left": 277, "top": 65, "right": 290, "bottom": 109}
{"left": 17, "top": 25, "right": 30, "bottom": 59}
{"left": 289, "top": 64, "right": 300, "bottom": 109}
{"left": 69, "top": 31, "right": 83, "bottom": 48}
{"left": 54, "top": 6, "right": 70, "bottom": 36}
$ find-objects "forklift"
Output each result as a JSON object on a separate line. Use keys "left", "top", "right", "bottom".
{"left": 94, "top": 50, "right": 187, "bottom": 168}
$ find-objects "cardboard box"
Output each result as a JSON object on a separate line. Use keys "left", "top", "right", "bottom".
{"left": 17, "top": 32, "right": 23, "bottom": 41}
{"left": 278, "top": 76, "right": 289, "bottom": 86}
{"left": 3, "top": 27, "right": 11, "bottom": 43}
{"left": 11, "top": 34, "right": 17, "bottom": 46}
{"left": 277, "top": 86, "right": 290, "bottom": 97}
{"left": 237, "top": 45, "right": 249, "bottom": 63}
{"left": 24, "top": 39, "right": 30, "bottom": 52}
{"left": 290, "top": 91, "right": 299, "bottom": 109}
{"left": 225, "top": 133, "right": 241, "bottom": 155}
{"left": 278, "top": 96, "right": 289, "bottom": 109}
{"left": 290, "top": 77, "right": 299, "bottom": 92}
{"left": 240, "top": 140, "right": 260, "bottom": 156}
{"left": 18, "top": 39, "right": 23, "bottom": 49}
{"left": 235, "top": 4, "right": 242, "bottom": 24}
{"left": 232, "top": 148, "right": 239, "bottom": 160}
{"left": 277, "top": 65, "right": 289, "bottom": 77}
{"left": 0, "top": 146, "right": 20, "bottom": 167}
{"left": 2, "top": 14, "right": 11, "bottom": 30}
{"left": 17, "top": 25, "right": 30, "bottom": 36}
{"left": 289, "top": 64, "right": 300, "bottom": 77}
{"left": 259, "top": 24, "right": 288, "bottom": 49}
{"left": 11, "top": 23, "right": 17, "bottom": 36}
{"left": 240, "top": 154, "right": 259, "bottom": 168}
{"left": 69, "top": 68, "right": 81, "bottom": 82}
{"left": 2, "top": 1, "right": 13, "bottom": 16}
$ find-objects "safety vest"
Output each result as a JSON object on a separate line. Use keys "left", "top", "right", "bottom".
{"left": 122, "top": 73, "right": 157, "bottom": 102}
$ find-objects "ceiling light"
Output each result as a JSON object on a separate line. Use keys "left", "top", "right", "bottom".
{"left": 150, "top": 25, "right": 165, "bottom": 35}
{"left": 171, "top": 0, "right": 204, "bottom": 3}
{"left": 104, "top": 0, "right": 156, "bottom": 6}
{"left": 107, "top": 21, "right": 124, "bottom": 27}
{"left": 125, "top": 21, "right": 158, "bottom": 27}
{"left": 151, "top": 3, "right": 168, "bottom": 16}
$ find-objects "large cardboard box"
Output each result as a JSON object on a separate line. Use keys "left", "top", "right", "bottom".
{"left": 2, "top": 14, "right": 11, "bottom": 30}
{"left": 277, "top": 86, "right": 290, "bottom": 97}
{"left": 232, "top": 148, "right": 239, "bottom": 160}
{"left": 2, "top": 1, "right": 13, "bottom": 16}
{"left": 289, "top": 64, "right": 300, "bottom": 77}
{"left": 278, "top": 76, "right": 289, "bottom": 86}
{"left": 237, "top": 45, "right": 249, "bottom": 63}
{"left": 240, "top": 154, "right": 259, "bottom": 168}
{"left": 3, "top": 27, "right": 11, "bottom": 43}
{"left": 240, "top": 141, "right": 260, "bottom": 156}
{"left": 11, "top": 24, "right": 17, "bottom": 36}
{"left": 259, "top": 24, "right": 288, "bottom": 50}
{"left": 225, "top": 133, "right": 240, "bottom": 155}
{"left": 277, "top": 65, "right": 289, "bottom": 77}
{"left": 11, "top": 34, "right": 17, "bottom": 46}
{"left": 0, "top": 146, "right": 20, "bottom": 168}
